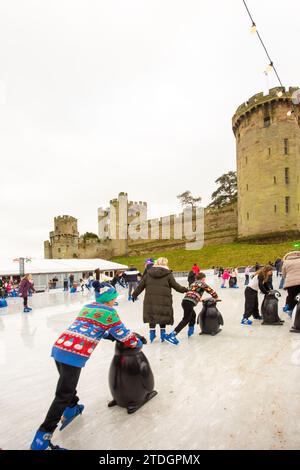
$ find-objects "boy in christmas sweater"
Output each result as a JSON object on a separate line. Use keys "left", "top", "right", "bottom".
{"left": 165, "top": 272, "right": 219, "bottom": 345}
{"left": 30, "top": 284, "right": 142, "bottom": 450}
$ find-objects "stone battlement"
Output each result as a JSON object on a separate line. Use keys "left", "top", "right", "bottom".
{"left": 232, "top": 86, "right": 299, "bottom": 133}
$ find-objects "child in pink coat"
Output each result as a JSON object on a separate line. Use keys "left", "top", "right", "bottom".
{"left": 221, "top": 269, "right": 230, "bottom": 288}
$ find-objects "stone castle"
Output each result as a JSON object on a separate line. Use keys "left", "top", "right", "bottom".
{"left": 45, "top": 86, "right": 300, "bottom": 260}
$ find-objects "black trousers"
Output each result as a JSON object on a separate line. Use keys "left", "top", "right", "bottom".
{"left": 174, "top": 300, "right": 196, "bottom": 334}
{"left": 149, "top": 323, "right": 166, "bottom": 329}
{"left": 39, "top": 361, "right": 81, "bottom": 433}
{"left": 23, "top": 296, "right": 28, "bottom": 307}
{"left": 244, "top": 287, "right": 260, "bottom": 319}
{"left": 286, "top": 285, "right": 300, "bottom": 311}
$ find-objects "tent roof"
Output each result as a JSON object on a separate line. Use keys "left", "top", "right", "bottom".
{"left": 0, "top": 258, "right": 128, "bottom": 276}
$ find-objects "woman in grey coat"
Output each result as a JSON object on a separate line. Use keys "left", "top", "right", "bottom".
{"left": 132, "top": 257, "right": 188, "bottom": 343}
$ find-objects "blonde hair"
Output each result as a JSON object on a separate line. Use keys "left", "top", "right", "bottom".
{"left": 155, "top": 257, "right": 169, "bottom": 267}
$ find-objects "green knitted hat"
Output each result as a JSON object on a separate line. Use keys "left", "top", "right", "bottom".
{"left": 96, "top": 283, "right": 118, "bottom": 303}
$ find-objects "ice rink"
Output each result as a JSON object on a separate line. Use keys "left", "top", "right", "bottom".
{"left": 1, "top": 276, "right": 300, "bottom": 450}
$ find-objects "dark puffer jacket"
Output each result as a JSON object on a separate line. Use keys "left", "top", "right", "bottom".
{"left": 132, "top": 267, "right": 188, "bottom": 325}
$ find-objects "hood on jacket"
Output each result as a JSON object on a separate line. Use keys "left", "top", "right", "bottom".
{"left": 148, "top": 267, "right": 171, "bottom": 279}
{"left": 283, "top": 251, "right": 300, "bottom": 261}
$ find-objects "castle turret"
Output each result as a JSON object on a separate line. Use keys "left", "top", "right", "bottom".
{"left": 44, "top": 215, "right": 79, "bottom": 259}
{"left": 232, "top": 86, "right": 300, "bottom": 240}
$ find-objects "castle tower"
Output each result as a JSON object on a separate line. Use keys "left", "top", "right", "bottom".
{"left": 232, "top": 86, "right": 300, "bottom": 240}
{"left": 45, "top": 215, "right": 79, "bottom": 259}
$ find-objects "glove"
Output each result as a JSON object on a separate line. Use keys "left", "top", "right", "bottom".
{"left": 134, "top": 332, "right": 147, "bottom": 344}
{"left": 135, "top": 338, "right": 143, "bottom": 349}
{"left": 102, "top": 331, "right": 116, "bottom": 342}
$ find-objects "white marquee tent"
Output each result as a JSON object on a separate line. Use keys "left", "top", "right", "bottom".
{"left": 0, "top": 258, "right": 128, "bottom": 290}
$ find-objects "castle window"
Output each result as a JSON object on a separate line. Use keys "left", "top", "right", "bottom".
{"left": 285, "top": 197, "right": 290, "bottom": 214}
{"left": 245, "top": 156, "right": 248, "bottom": 165}
{"left": 274, "top": 205, "right": 277, "bottom": 213}
{"left": 298, "top": 203, "right": 300, "bottom": 212}
{"left": 284, "top": 138, "right": 289, "bottom": 155}
{"left": 247, "top": 212, "right": 249, "bottom": 220}
{"left": 274, "top": 176, "right": 277, "bottom": 184}
{"left": 246, "top": 184, "right": 249, "bottom": 191}
{"left": 58, "top": 248, "right": 61, "bottom": 253}
{"left": 264, "top": 116, "right": 271, "bottom": 127}
{"left": 285, "top": 168, "right": 289, "bottom": 184}
{"left": 268, "top": 147, "right": 271, "bottom": 157}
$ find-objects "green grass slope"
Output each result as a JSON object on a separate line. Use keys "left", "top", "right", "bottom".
{"left": 112, "top": 241, "right": 299, "bottom": 272}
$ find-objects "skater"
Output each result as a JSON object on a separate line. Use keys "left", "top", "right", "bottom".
{"left": 218, "top": 267, "right": 224, "bottom": 278}
{"left": 221, "top": 269, "right": 230, "bottom": 288}
{"left": 110, "top": 270, "right": 126, "bottom": 288}
{"left": 124, "top": 265, "right": 140, "bottom": 301}
{"left": 19, "top": 274, "right": 35, "bottom": 313}
{"left": 69, "top": 274, "right": 74, "bottom": 289}
{"left": 275, "top": 257, "right": 282, "bottom": 277}
{"left": 230, "top": 268, "right": 239, "bottom": 288}
{"left": 79, "top": 279, "right": 85, "bottom": 292}
{"left": 30, "top": 284, "right": 142, "bottom": 450}
{"left": 192, "top": 263, "right": 200, "bottom": 275}
{"left": 282, "top": 251, "right": 300, "bottom": 316}
{"left": 241, "top": 264, "right": 273, "bottom": 325}
{"left": 131, "top": 257, "right": 188, "bottom": 343}
{"left": 92, "top": 269, "right": 101, "bottom": 299}
{"left": 244, "top": 266, "right": 252, "bottom": 286}
{"left": 164, "top": 272, "right": 219, "bottom": 345}
{"left": 63, "top": 275, "right": 68, "bottom": 292}
{"left": 141, "top": 258, "right": 155, "bottom": 278}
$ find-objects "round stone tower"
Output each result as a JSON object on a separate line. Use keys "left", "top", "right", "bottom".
{"left": 232, "top": 86, "right": 300, "bottom": 240}
{"left": 49, "top": 215, "right": 79, "bottom": 258}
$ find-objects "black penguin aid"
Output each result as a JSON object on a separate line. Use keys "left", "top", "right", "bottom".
{"left": 261, "top": 290, "right": 284, "bottom": 325}
{"left": 198, "top": 298, "right": 224, "bottom": 336}
{"left": 108, "top": 333, "right": 158, "bottom": 414}
{"left": 290, "top": 294, "right": 300, "bottom": 333}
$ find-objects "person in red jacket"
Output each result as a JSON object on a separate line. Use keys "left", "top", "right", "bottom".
{"left": 192, "top": 263, "right": 200, "bottom": 275}
{"left": 19, "top": 274, "right": 35, "bottom": 313}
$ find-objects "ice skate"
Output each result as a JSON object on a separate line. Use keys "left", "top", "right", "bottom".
{"left": 23, "top": 307, "right": 31, "bottom": 313}
{"left": 164, "top": 331, "right": 180, "bottom": 345}
{"left": 149, "top": 329, "right": 156, "bottom": 343}
{"left": 187, "top": 325, "right": 194, "bottom": 337}
{"left": 241, "top": 318, "right": 252, "bottom": 325}
{"left": 30, "top": 430, "right": 67, "bottom": 450}
{"left": 60, "top": 404, "right": 84, "bottom": 431}
{"left": 160, "top": 328, "right": 166, "bottom": 342}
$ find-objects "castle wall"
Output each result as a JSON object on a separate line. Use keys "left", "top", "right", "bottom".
{"left": 45, "top": 200, "right": 238, "bottom": 259}
{"left": 233, "top": 87, "right": 300, "bottom": 240}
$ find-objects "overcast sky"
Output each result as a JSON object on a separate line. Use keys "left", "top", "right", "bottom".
{"left": 0, "top": 0, "right": 299, "bottom": 258}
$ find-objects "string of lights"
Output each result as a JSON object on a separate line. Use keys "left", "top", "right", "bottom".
{"left": 242, "top": 0, "right": 299, "bottom": 126}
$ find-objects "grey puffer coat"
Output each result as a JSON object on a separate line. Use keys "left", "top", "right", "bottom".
{"left": 132, "top": 267, "right": 188, "bottom": 325}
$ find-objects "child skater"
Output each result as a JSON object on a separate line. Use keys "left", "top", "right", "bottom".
{"left": 30, "top": 284, "right": 142, "bottom": 450}
{"left": 241, "top": 264, "right": 273, "bottom": 325}
{"left": 164, "top": 272, "right": 219, "bottom": 345}
{"left": 221, "top": 269, "right": 230, "bottom": 288}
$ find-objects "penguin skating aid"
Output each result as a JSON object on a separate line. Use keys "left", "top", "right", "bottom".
{"left": 261, "top": 290, "right": 284, "bottom": 325}
{"left": 108, "top": 337, "right": 157, "bottom": 414}
{"left": 290, "top": 294, "right": 300, "bottom": 333}
{"left": 198, "top": 299, "right": 224, "bottom": 336}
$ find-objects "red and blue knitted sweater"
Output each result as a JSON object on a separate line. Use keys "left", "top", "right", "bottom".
{"left": 51, "top": 302, "right": 139, "bottom": 368}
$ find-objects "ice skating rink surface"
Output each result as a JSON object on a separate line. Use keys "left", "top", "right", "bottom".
{"left": 1, "top": 276, "right": 300, "bottom": 450}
